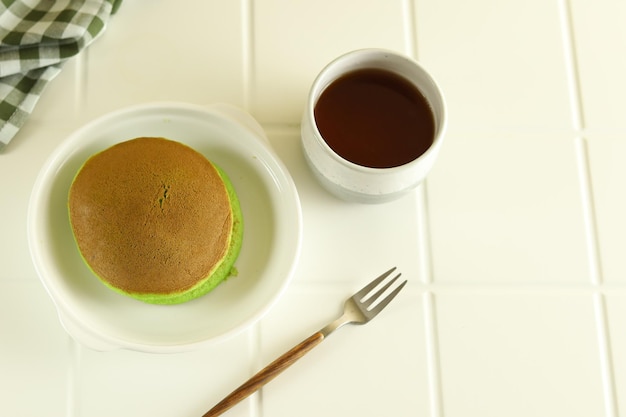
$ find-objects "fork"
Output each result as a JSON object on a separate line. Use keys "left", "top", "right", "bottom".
{"left": 202, "top": 267, "right": 407, "bottom": 417}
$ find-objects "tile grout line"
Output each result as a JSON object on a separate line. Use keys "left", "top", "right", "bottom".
{"left": 74, "top": 52, "right": 89, "bottom": 118}
{"left": 408, "top": 0, "right": 443, "bottom": 415}
{"left": 416, "top": 184, "right": 434, "bottom": 286}
{"left": 402, "top": 0, "right": 418, "bottom": 59}
{"left": 417, "top": 184, "right": 444, "bottom": 417}
{"left": 66, "top": 51, "right": 89, "bottom": 417}
{"left": 558, "top": 0, "right": 602, "bottom": 286}
{"left": 558, "top": 1, "right": 618, "bottom": 417}
{"left": 260, "top": 279, "right": 626, "bottom": 295}
{"left": 423, "top": 292, "right": 444, "bottom": 417}
{"left": 593, "top": 293, "right": 620, "bottom": 417}
{"left": 248, "top": 324, "right": 263, "bottom": 417}
{"left": 65, "top": 338, "right": 82, "bottom": 417}
{"left": 558, "top": 0, "right": 584, "bottom": 131}
{"left": 241, "top": 0, "right": 255, "bottom": 114}
{"left": 242, "top": 1, "right": 261, "bottom": 417}
{"left": 573, "top": 137, "right": 602, "bottom": 286}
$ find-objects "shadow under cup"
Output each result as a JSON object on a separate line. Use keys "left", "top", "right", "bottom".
{"left": 301, "top": 49, "right": 447, "bottom": 203}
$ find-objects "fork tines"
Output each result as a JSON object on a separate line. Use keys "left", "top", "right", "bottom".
{"left": 357, "top": 267, "right": 407, "bottom": 314}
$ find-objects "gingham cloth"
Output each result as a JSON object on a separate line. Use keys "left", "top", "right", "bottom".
{"left": 0, "top": 0, "right": 122, "bottom": 151}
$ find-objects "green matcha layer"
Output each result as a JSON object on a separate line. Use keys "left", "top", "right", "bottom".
{"left": 123, "top": 165, "right": 243, "bottom": 304}
{"left": 68, "top": 137, "right": 244, "bottom": 305}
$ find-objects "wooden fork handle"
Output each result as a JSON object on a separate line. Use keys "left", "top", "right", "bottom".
{"left": 202, "top": 331, "right": 325, "bottom": 417}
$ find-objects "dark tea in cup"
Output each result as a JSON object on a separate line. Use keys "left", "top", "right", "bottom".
{"left": 313, "top": 68, "right": 435, "bottom": 169}
{"left": 301, "top": 49, "right": 446, "bottom": 203}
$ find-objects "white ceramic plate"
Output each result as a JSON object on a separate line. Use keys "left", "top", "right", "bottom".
{"left": 27, "top": 102, "right": 302, "bottom": 353}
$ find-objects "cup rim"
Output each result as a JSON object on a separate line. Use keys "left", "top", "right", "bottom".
{"left": 306, "top": 48, "right": 447, "bottom": 174}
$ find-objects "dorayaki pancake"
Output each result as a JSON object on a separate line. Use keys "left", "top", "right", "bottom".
{"left": 68, "top": 137, "right": 243, "bottom": 305}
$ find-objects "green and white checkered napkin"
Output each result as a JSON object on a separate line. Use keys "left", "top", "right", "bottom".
{"left": 0, "top": 0, "right": 122, "bottom": 151}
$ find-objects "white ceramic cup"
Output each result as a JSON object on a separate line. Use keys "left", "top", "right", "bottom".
{"left": 301, "top": 48, "right": 447, "bottom": 203}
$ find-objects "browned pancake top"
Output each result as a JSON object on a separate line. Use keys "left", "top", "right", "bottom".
{"left": 68, "top": 137, "right": 233, "bottom": 294}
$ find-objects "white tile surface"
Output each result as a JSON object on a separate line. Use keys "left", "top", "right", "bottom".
{"left": 569, "top": 0, "right": 626, "bottom": 130}
{"left": 0, "top": 281, "right": 71, "bottom": 416}
{"left": 1, "top": 124, "right": 78, "bottom": 280}
{"left": 414, "top": 0, "right": 574, "bottom": 131}
{"left": 587, "top": 135, "right": 626, "bottom": 283}
{"left": 427, "top": 132, "right": 589, "bottom": 284}
{"left": 253, "top": 0, "right": 410, "bottom": 124}
{"left": 2, "top": 1, "right": 625, "bottom": 417}
{"left": 259, "top": 284, "right": 430, "bottom": 417}
{"left": 78, "top": 333, "right": 252, "bottom": 417}
{"left": 265, "top": 127, "right": 425, "bottom": 284}
{"left": 84, "top": 0, "right": 247, "bottom": 119}
{"left": 435, "top": 292, "right": 606, "bottom": 417}
{"left": 606, "top": 294, "right": 626, "bottom": 415}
